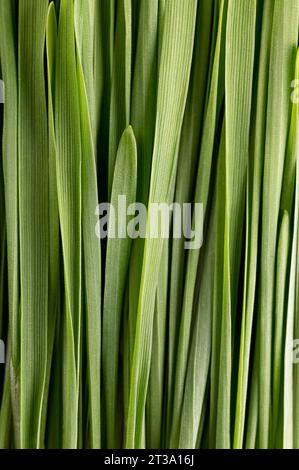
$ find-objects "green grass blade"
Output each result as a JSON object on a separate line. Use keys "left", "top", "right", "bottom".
{"left": 0, "top": 97, "right": 5, "bottom": 357}
{"left": 0, "top": 361, "right": 12, "bottom": 448}
{"left": 55, "top": 0, "right": 82, "bottom": 448}
{"left": 157, "top": 0, "right": 165, "bottom": 69}
{"left": 74, "top": 0, "right": 98, "bottom": 149}
{"left": 108, "top": 0, "right": 132, "bottom": 197}
{"left": 103, "top": 126, "right": 137, "bottom": 448}
{"left": 35, "top": 2, "right": 61, "bottom": 449}
{"left": 283, "top": 47, "right": 299, "bottom": 450}
{"left": 294, "top": 161, "right": 299, "bottom": 449}
{"left": 75, "top": 6, "right": 102, "bottom": 450}
{"left": 44, "top": 4, "right": 63, "bottom": 449}
{"left": 131, "top": 0, "right": 158, "bottom": 205}
{"left": 0, "top": 0, "right": 20, "bottom": 444}
{"left": 146, "top": 242, "right": 168, "bottom": 449}
{"left": 245, "top": 334, "right": 259, "bottom": 449}
{"left": 18, "top": 0, "right": 49, "bottom": 448}
{"left": 93, "top": 1, "right": 104, "bottom": 163}
{"left": 97, "top": 0, "right": 115, "bottom": 198}
{"left": 209, "top": 123, "right": 226, "bottom": 449}
{"left": 283, "top": 163, "right": 299, "bottom": 449}
{"left": 281, "top": 49, "right": 299, "bottom": 216}
{"left": 272, "top": 211, "right": 290, "bottom": 445}
{"left": 292, "top": 49, "right": 299, "bottom": 449}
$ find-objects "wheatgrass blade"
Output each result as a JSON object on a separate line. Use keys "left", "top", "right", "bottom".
{"left": 216, "top": 0, "right": 256, "bottom": 448}
{"left": 283, "top": 157, "right": 299, "bottom": 449}
{"left": 103, "top": 126, "right": 137, "bottom": 448}
{"left": 0, "top": 0, "right": 20, "bottom": 444}
{"left": 75, "top": 8, "right": 102, "bottom": 450}
{"left": 0, "top": 97, "right": 5, "bottom": 347}
{"left": 108, "top": 0, "right": 132, "bottom": 197}
{"left": 283, "top": 48, "right": 299, "bottom": 450}
{"left": 36, "top": 2, "right": 61, "bottom": 449}
{"left": 18, "top": 0, "right": 50, "bottom": 448}
{"left": 55, "top": 0, "right": 82, "bottom": 448}
{"left": 146, "top": 242, "right": 169, "bottom": 449}
{"left": 209, "top": 123, "right": 226, "bottom": 449}
{"left": 98, "top": 0, "right": 116, "bottom": 199}
{"left": 259, "top": 0, "right": 299, "bottom": 448}
{"left": 292, "top": 49, "right": 299, "bottom": 449}
{"left": 0, "top": 357, "right": 12, "bottom": 448}
{"left": 272, "top": 212, "right": 290, "bottom": 446}
{"left": 74, "top": 0, "right": 98, "bottom": 148}
{"left": 245, "top": 333, "right": 259, "bottom": 449}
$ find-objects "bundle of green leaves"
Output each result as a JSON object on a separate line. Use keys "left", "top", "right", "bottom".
{"left": 0, "top": 0, "right": 298, "bottom": 449}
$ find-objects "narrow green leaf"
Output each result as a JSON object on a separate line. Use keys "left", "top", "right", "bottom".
{"left": 294, "top": 155, "right": 299, "bottom": 449}
{"left": 272, "top": 211, "right": 290, "bottom": 445}
{"left": 98, "top": 0, "right": 116, "bottom": 198}
{"left": 55, "top": 0, "right": 82, "bottom": 448}
{"left": 36, "top": 2, "right": 60, "bottom": 449}
{"left": 0, "top": 0, "right": 20, "bottom": 444}
{"left": 146, "top": 242, "right": 168, "bottom": 449}
{"left": 74, "top": 0, "right": 98, "bottom": 148}
{"left": 108, "top": 0, "right": 132, "bottom": 197}
{"left": 18, "top": 0, "right": 49, "bottom": 448}
{"left": 131, "top": 0, "right": 158, "bottom": 205}
{"left": 209, "top": 124, "right": 226, "bottom": 449}
{"left": 245, "top": 334, "right": 259, "bottom": 449}
{"left": 283, "top": 47, "right": 299, "bottom": 450}
{"left": 75, "top": 4, "right": 102, "bottom": 449}
{"left": 0, "top": 347, "right": 12, "bottom": 448}
{"left": 103, "top": 126, "right": 137, "bottom": 448}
